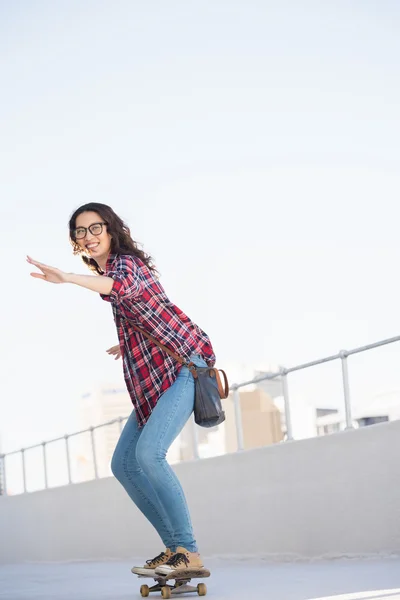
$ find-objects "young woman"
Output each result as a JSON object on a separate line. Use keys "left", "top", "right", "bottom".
{"left": 27, "top": 202, "right": 216, "bottom": 576}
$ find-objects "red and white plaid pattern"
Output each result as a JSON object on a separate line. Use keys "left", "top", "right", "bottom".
{"left": 101, "top": 254, "right": 216, "bottom": 427}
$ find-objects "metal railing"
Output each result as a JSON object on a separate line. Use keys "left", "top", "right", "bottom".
{"left": 1, "top": 334, "right": 400, "bottom": 496}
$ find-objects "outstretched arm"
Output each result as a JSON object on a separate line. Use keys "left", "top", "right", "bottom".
{"left": 27, "top": 256, "right": 114, "bottom": 295}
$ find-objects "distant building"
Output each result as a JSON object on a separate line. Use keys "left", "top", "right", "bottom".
{"left": 77, "top": 386, "right": 132, "bottom": 480}
{"left": 255, "top": 371, "right": 320, "bottom": 439}
{"left": 224, "top": 388, "right": 284, "bottom": 452}
{"left": 77, "top": 385, "right": 186, "bottom": 478}
{"left": 177, "top": 387, "right": 284, "bottom": 460}
{"left": 255, "top": 370, "right": 340, "bottom": 439}
{"left": 315, "top": 391, "right": 400, "bottom": 435}
{"left": 254, "top": 372, "right": 400, "bottom": 439}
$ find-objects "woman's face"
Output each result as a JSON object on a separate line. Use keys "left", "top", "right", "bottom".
{"left": 74, "top": 211, "right": 112, "bottom": 264}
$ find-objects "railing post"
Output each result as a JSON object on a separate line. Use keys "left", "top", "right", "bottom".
{"left": 191, "top": 417, "right": 200, "bottom": 460}
{"left": 21, "top": 449, "right": 27, "bottom": 493}
{"left": 340, "top": 350, "right": 353, "bottom": 429}
{"left": 232, "top": 387, "right": 244, "bottom": 451}
{"left": 0, "top": 454, "right": 6, "bottom": 496}
{"left": 90, "top": 427, "right": 99, "bottom": 479}
{"left": 65, "top": 435, "right": 72, "bottom": 485}
{"left": 281, "top": 368, "right": 294, "bottom": 441}
{"left": 42, "top": 442, "right": 48, "bottom": 489}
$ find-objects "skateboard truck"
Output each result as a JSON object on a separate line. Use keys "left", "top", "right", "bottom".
{"left": 138, "top": 569, "right": 210, "bottom": 598}
{"left": 140, "top": 578, "right": 207, "bottom": 598}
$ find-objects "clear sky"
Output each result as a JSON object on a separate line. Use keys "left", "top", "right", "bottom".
{"left": 1, "top": 1, "right": 400, "bottom": 454}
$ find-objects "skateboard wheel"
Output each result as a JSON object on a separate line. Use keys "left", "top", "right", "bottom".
{"left": 197, "top": 583, "right": 207, "bottom": 596}
{"left": 140, "top": 584, "right": 150, "bottom": 597}
{"left": 161, "top": 586, "right": 171, "bottom": 599}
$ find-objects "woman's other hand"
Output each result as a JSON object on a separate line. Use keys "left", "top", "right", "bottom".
{"left": 106, "top": 345, "right": 122, "bottom": 360}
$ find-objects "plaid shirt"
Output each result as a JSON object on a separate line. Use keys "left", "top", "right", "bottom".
{"left": 100, "top": 253, "right": 216, "bottom": 427}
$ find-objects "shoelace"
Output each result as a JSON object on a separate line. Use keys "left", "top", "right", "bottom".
{"left": 146, "top": 551, "right": 168, "bottom": 566}
{"left": 165, "top": 553, "right": 189, "bottom": 569}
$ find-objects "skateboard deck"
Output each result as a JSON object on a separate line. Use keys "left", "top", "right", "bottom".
{"left": 136, "top": 568, "right": 210, "bottom": 598}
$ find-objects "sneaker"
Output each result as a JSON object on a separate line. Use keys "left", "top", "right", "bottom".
{"left": 131, "top": 548, "right": 173, "bottom": 576}
{"left": 155, "top": 546, "right": 204, "bottom": 576}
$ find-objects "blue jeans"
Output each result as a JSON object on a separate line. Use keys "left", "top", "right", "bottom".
{"left": 111, "top": 353, "right": 206, "bottom": 553}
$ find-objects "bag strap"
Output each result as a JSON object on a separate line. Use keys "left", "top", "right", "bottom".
{"left": 215, "top": 369, "right": 229, "bottom": 399}
{"left": 127, "top": 320, "right": 229, "bottom": 394}
{"left": 128, "top": 321, "right": 192, "bottom": 369}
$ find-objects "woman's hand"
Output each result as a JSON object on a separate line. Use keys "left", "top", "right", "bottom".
{"left": 27, "top": 256, "right": 115, "bottom": 295}
{"left": 106, "top": 345, "right": 122, "bottom": 360}
{"left": 27, "top": 256, "right": 71, "bottom": 284}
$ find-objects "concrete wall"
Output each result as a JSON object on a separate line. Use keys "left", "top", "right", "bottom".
{"left": 1, "top": 420, "right": 400, "bottom": 563}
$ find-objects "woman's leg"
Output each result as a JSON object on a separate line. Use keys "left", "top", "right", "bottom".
{"left": 135, "top": 356, "right": 205, "bottom": 553}
{"left": 111, "top": 411, "right": 176, "bottom": 551}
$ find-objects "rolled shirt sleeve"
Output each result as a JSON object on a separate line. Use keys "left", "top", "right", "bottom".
{"left": 100, "top": 255, "right": 145, "bottom": 303}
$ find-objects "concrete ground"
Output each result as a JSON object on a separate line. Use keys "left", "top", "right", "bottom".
{"left": 1, "top": 558, "right": 400, "bottom": 600}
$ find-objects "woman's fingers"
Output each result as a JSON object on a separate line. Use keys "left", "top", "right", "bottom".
{"left": 27, "top": 256, "right": 66, "bottom": 284}
{"left": 27, "top": 256, "right": 48, "bottom": 270}
{"left": 104, "top": 345, "right": 124, "bottom": 359}
{"left": 27, "top": 255, "right": 58, "bottom": 273}
{"left": 106, "top": 345, "right": 121, "bottom": 359}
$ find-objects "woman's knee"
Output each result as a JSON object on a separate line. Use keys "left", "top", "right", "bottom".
{"left": 135, "top": 437, "right": 165, "bottom": 475}
{"left": 111, "top": 442, "right": 143, "bottom": 483}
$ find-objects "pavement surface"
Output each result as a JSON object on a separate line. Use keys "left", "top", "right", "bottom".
{"left": 1, "top": 558, "right": 400, "bottom": 600}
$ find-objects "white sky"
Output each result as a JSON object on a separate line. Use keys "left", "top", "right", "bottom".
{"left": 1, "top": 1, "right": 400, "bottom": 454}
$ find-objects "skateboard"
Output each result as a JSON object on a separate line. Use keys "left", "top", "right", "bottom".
{"left": 137, "top": 568, "right": 210, "bottom": 598}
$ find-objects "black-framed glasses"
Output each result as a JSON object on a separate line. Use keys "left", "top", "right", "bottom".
{"left": 73, "top": 222, "right": 107, "bottom": 240}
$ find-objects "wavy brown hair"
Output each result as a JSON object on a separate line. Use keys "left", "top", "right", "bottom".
{"left": 69, "top": 203, "right": 158, "bottom": 275}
